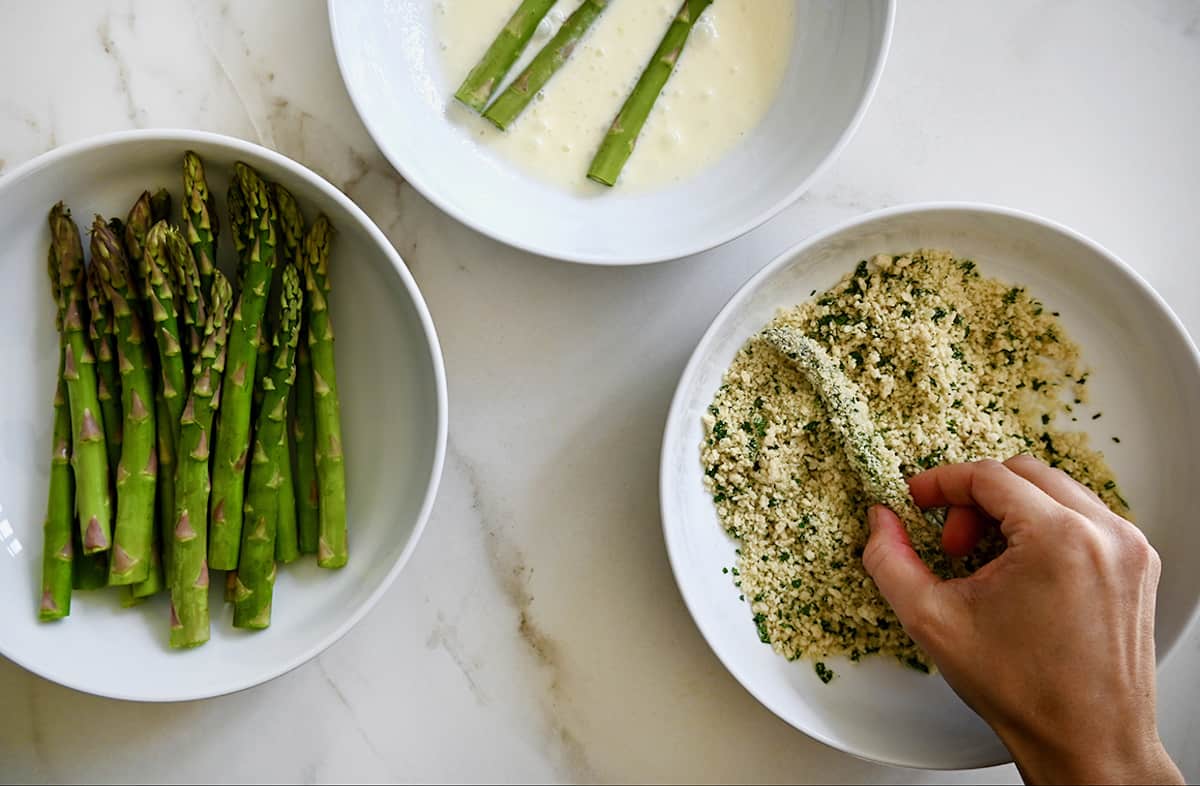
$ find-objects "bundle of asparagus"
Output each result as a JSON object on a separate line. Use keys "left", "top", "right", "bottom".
{"left": 455, "top": 0, "right": 714, "bottom": 186}
{"left": 37, "top": 153, "right": 349, "bottom": 649}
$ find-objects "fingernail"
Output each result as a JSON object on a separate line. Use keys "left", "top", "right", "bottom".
{"left": 867, "top": 505, "right": 880, "bottom": 534}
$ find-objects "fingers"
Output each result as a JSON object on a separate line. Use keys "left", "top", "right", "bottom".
{"left": 942, "top": 505, "right": 988, "bottom": 557}
{"left": 863, "top": 505, "right": 941, "bottom": 630}
{"left": 908, "top": 459, "right": 1062, "bottom": 534}
{"left": 1001, "top": 454, "right": 1111, "bottom": 518}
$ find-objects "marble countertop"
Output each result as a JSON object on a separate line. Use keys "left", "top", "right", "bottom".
{"left": 1, "top": 0, "right": 1198, "bottom": 782}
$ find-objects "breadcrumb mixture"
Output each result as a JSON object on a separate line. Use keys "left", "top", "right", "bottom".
{"left": 701, "top": 250, "right": 1129, "bottom": 676}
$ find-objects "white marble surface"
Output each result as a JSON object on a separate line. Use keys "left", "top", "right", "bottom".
{"left": 1, "top": 0, "right": 1198, "bottom": 782}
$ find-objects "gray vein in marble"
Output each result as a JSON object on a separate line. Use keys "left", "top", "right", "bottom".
{"left": 26, "top": 674, "right": 48, "bottom": 774}
{"left": 426, "top": 612, "right": 489, "bottom": 705}
{"left": 97, "top": 15, "right": 142, "bottom": 127}
{"left": 314, "top": 658, "right": 391, "bottom": 771}
{"left": 191, "top": 4, "right": 267, "bottom": 146}
{"left": 449, "top": 441, "right": 598, "bottom": 783}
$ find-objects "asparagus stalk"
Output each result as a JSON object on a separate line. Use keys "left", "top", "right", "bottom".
{"left": 169, "top": 224, "right": 206, "bottom": 372}
{"left": 150, "top": 188, "right": 172, "bottom": 225}
{"left": 761, "top": 326, "right": 948, "bottom": 574}
{"left": 170, "top": 272, "right": 233, "bottom": 649}
{"left": 455, "top": 0, "right": 557, "bottom": 112}
{"left": 273, "top": 183, "right": 305, "bottom": 563}
{"left": 85, "top": 265, "right": 123, "bottom": 477}
{"left": 71, "top": 527, "right": 108, "bottom": 590}
{"left": 587, "top": 0, "right": 714, "bottom": 186}
{"left": 304, "top": 216, "right": 348, "bottom": 568}
{"left": 123, "top": 192, "right": 153, "bottom": 275}
{"left": 141, "top": 223, "right": 191, "bottom": 582}
{"left": 293, "top": 337, "right": 319, "bottom": 554}
{"left": 233, "top": 265, "right": 302, "bottom": 628}
{"left": 41, "top": 252, "right": 75, "bottom": 621}
{"left": 50, "top": 204, "right": 112, "bottom": 554}
{"left": 182, "top": 151, "right": 219, "bottom": 303}
{"left": 91, "top": 218, "right": 158, "bottom": 585}
{"left": 209, "top": 163, "right": 278, "bottom": 570}
{"left": 483, "top": 0, "right": 609, "bottom": 130}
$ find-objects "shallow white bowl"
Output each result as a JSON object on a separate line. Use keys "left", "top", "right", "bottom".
{"left": 0, "top": 130, "right": 447, "bottom": 701}
{"left": 660, "top": 204, "right": 1200, "bottom": 769}
{"left": 328, "top": 0, "right": 894, "bottom": 265}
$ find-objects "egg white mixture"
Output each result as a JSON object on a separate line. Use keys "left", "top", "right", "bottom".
{"left": 436, "top": 0, "right": 795, "bottom": 190}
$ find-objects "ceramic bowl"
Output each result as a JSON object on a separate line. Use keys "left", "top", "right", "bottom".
{"left": 0, "top": 129, "right": 447, "bottom": 701}
{"left": 660, "top": 203, "right": 1200, "bottom": 768}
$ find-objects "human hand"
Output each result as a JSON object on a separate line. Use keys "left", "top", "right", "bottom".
{"left": 862, "top": 455, "right": 1182, "bottom": 785}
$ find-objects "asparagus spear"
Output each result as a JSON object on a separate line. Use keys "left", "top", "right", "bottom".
{"left": 209, "top": 163, "right": 278, "bottom": 570}
{"left": 150, "top": 188, "right": 172, "bottom": 225}
{"left": 761, "top": 326, "right": 949, "bottom": 574}
{"left": 71, "top": 527, "right": 108, "bottom": 590}
{"left": 182, "top": 151, "right": 219, "bottom": 303}
{"left": 233, "top": 265, "right": 302, "bottom": 628}
{"left": 50, "top": 204, "right": 112, "bottom": 554}
{"left": 41, "top": 251, "right": 75, "bottom": 621}
{"left": 293, "top": 337, "right": 319, "bottom": 554}
{"left": 304, "top": 216, "right": 348, "bottom": 568}
{"left": 140, "top": 223, "right": 191, "bottom": 579}
{"left": 85, "top": 265, "right": 123, "bottom": 477}
{"left": 170, "top": 272, "right": 233, "bottom": 649}
{"left": 273, "top": 183, "right": 305, "bottom": 563}
{"left": 483, "top": 0, "right": 608, "bottom": 130}
{"left": 91, "top": 218, "right": 158, "bottom": 585}
{"left": 455, "top": 0, "right": 557, "bottom": 112}
{"left": 123, "top": 192, "right": 154, "bottom": 275}
{"left": 587, "top": 0, "right": 714, "bottom": 186}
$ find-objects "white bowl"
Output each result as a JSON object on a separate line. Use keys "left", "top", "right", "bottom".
{"left": 328, "top": 0, "right": 894, "bottom": 265}
{"left": 0, "top": 129, "right": 447, "bottom": 701}
{"left": 660, "top": 204, "right": 1200, "bottom": 769}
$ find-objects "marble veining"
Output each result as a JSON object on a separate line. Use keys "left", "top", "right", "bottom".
{"left": 1, "top": 0, "right": 1198, "bottom": 783}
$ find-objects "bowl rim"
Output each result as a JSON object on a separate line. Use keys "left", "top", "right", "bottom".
{"left": 658, "top": 200, "right": 1200, "bottom": 769}
{"left": 0, "top": 127, "right": 450, "bottom": 703}
{"left": 326, "top": 0, "right": 897, "bottom": 266}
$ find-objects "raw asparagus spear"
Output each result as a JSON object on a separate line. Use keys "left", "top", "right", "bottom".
{"left": 273, "top": 183, "right": 305, "bottom": 563}
{"left": 41, "top": 254, "right": 75, "bottom": 621}
{"left": 71, "top": 526, "right": 108, "bottom": 590}
{"left": 483, "top": 0, "right": 608, "bottom": 130}
{"left": 182, "top": 151, "right": 219, "bottom": 303}
{"left": 170, "top": 272, "right": 233, "bottom": 649}
{"left": 233, "top": 265, "right": 302, "bottom": 628}
{"left": 587, "top": 0, "right": 714, "bottom": 186}
{"left": 150, "top": 188, "right": 172, "bottom": 225}
{"left": 92, "top": 218, "right": 158, "bottom": 585}
{"left": 761, "top": 326, "right": 949, "bottom": 574}
{"left": 209, "top": 163, "right": 278, "bottom": 570}
{"left": 123, "top": 192, "right": 154, "bottom": 275}
{"left": 304, "top": 216, "right": 348, "bottom": 568}
{"left": 50, "top": 203, "right": 112, "bottom": 554}
{"left": 142, "top": 223, "right": 191, "bottom": 580}
{"left": 85, "top": 265, "right": 123, "bottom": 477}
{"left": 455, "top": 0, "right": 557, "bottom": 111}
{"left": 293, "top": 337, "right": 319, "bottom": 554}
{"left": 169, "top": 224, "right": 206, "bottom": 371}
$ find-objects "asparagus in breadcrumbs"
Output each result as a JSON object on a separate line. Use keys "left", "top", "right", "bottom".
{"left": 92, "top": 218, "right": 158, "bottom": 585}
{"left": 761, "top": 326, "right": 949, "bottom": 575}
{"left": 304, "top": 216, "right": 348, "bottom": 568}
{"left": 170, "top": 272, "right": 233, "bottom": 649}
{"left": 233, "top": 265, "right": 302, "bottom": 628}
{"left": 50, "top": 204, "right": 112, "bottom": 554}
{"left": 209, "top": 163, "right": 278, "bottom": 570}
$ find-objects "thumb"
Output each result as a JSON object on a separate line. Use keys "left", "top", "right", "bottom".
{"left": 862, "top": 505, "right": 942, "bottom": 631}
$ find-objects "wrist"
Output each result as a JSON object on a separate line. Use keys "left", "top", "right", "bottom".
{"left": 998, "top": 723, "right": 1181, "bottom": 785}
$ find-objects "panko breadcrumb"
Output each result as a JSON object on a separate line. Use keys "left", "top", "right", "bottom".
{"left": 701, "top": 250, "right": 1130, "bottom": 676}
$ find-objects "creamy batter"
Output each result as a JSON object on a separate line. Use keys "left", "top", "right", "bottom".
{"left": 436, "top": 0, "right": 795, "bottom": 190}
